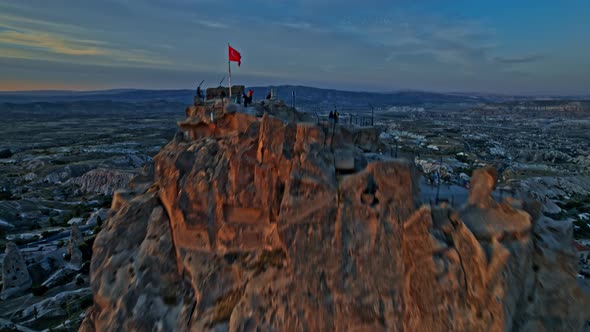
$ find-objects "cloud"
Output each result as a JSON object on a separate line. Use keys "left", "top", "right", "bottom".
{"left": 381, "top": 22, "right": 492, "bottom": 67}
{"left": 0, "top": 12, "right": 77, "bottom": 32}
{"left": 280, "top": 22, "right": 314, "bottom": 30}
{"left": 0, "top": 31, "right": 174, "bottom": 70}
{"left": 0, "top": 0, "right": 586, "bottom": 94}
{"left": 373, "top": 16, "right": 548, "bottom": 79}
{"left": 493, "top": 54, "right": 545, "bottom": 64}
{"left": 0, "top": 7, "right": 174, "bottom": 66}
{"left": 0, "top": 11, "right": 173, "bottom": 68}
{"left": 199, "top": 20, "right": 229, "bottom": 29}
{"left": 0, "top": 29, "right": 107, "bottom": 55}
{"left": 0, "top": 10, "right": 110, "bottom": 56}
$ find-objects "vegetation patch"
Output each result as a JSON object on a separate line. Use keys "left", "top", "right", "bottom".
{"left": 32, "top": 284, "right": 49, "bottom": 296}
{"left": 0, "top": 190, "right": 14, "bottom": 200}
{"left": 61, "top": 204, "right": 94, "bottom": 223}
{"left": 573, "top": 220, "right": 590, "bottom": 239}
{"left": 554, "top": 194, "right": 590, "bottom": 239}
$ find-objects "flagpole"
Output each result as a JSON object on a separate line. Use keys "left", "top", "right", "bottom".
{"left": 228, "top": 43, "right": 232, "bottom": 98}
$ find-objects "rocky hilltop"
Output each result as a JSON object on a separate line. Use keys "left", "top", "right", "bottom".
{"left": 80, "top": 99, "right": 589, "bottom": 331}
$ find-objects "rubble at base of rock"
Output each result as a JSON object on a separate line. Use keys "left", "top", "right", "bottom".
{"left": 79, "top": 101, "right": 590, "bottom": 331}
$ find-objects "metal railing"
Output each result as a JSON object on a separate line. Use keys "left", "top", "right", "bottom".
{"left": 308, "top": 106, "right": 376, "bottom": 127}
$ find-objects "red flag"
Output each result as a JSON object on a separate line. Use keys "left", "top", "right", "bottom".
{"left": 228, "top": 45, "right": 241, "bottom": 66}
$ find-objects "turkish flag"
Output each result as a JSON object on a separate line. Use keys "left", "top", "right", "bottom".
{"left": 228, "top": 45, "right": 241, "bottom": 66}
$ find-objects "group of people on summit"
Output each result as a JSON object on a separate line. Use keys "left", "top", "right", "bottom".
{"left": 197, "top": 84, "right": 342, "bottom": 125}
{"left": 328, "top": 109, "right": 340, "bottom": 123}
{"left": 196, "top": 83, "right": 275, "bottom": 108}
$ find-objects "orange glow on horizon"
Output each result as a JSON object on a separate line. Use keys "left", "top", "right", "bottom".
{"left": 0, "top": 81, "right": 105, "bottom": 91}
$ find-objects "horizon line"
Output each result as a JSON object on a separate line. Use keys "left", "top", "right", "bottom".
{"left": 1, "top": 85, "right": 589, "bottom": 98}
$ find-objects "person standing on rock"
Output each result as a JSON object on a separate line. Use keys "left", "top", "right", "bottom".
{"left": 243, "top": 90, "right": 254, "bottom": 107}
{"left": 197, "top": 86, "right": 203, "bottom": 101}
{"left": 334, "top": 110, "right": 340, "bottom": 123}
{"left": 329, "top": 111, "right": 334, "bottom": 122}
{"left": 243, "top": 92, "right": 249, "bottom": 107}
{"left": 248, "top": 89, "right": 254, "bottom": 103}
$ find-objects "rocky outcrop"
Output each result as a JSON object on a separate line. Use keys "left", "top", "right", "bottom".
{"left": 1, "top": 242, "right": 32, "bottom": 300}
{"left": 70, "top": 168, "right": 135, "bottom": 195}
{"left": 41, "top": 268, "right": 78, "bottom": 289}
{"left": 19, "top": 288, "right": 92, "bottom": 325}
{"left": 40, "top": 164, "right": 94, "bottom": 185}
{"left": 81, "top": 103, "right": 589, "bottom": 331}
{"left": 67, "top": 217, "right": 85, "bottom": 226}
{"left": 0, "top": 218, "right": 15, "bottom": 232}
{"left": 0, "top": 318, "right": 35, "bottom": 332}
{"left": 522, "top": 216, "right": 589, "bottom": 330}
{"left": 573, "top": 154, "right": 590, "bottom": 173}
{"left": 461, "top": 167, "right": 532, "bottom": 241}
{"left": 341, "top": 126, "right": 382, "bottom": 152}
{"left": 516, "top": 150, "right": 572, "bottom": 164}
{"left": 67, "top": 225, "right": 84, "bottom": 270}
{"left": 516, "top": 176, "right": 590, "bottom": 214}
{"left": 86, "top": 209, "right": 109, "bottom": 227}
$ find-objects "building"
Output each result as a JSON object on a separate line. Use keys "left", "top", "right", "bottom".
{"left": 574, "top": 242, "right": 590, "bottom": 264}
{"left": 206, "top": 85, "right": 245, "bottom": 100}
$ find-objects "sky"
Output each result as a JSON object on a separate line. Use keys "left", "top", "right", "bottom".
{"left": 1, "top": 0, "right": 589, "bottom": 94}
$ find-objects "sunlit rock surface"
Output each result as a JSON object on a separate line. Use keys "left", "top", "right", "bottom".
{"left": 81, "top": 102, "right": 589, "bottom": 331}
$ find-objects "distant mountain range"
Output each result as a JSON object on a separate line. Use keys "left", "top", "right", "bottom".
{"left": 0, "top": 89, "right": 194, "bottom": 104}
{"left": 1, "top": 86, "right": 588, "bottom": 107}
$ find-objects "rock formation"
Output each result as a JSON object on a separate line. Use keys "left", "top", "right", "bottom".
{"left": 19, "top": 288, "right": 92, "bottom": 327}
{"left": 41, "top": 164, "right": 94, "bottom": 185}
{"left": 1, "top": 242, "right": 32, "bottom": 300}
{"left": 0, "top": 318, "right": 35, "bottom": 332}
{"left": 70, "top": 168, "right": 135, "bottom": 195}
{"left": 0, "top": 218, "right": 15, "bottom": 232}
{"left": 67, "top": 224, "right": 84, "bottom": 269}
{"left": 41, "top": 268, "right": 78, "bottom": 289}
{"left": 86, "top": 209, "right": 109, "bottom": 227}
{"left": 80, "top": 101, "right": 590, "bottom": 331}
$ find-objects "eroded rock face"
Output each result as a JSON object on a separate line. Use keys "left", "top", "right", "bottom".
{"left": 81, "top": 105, "right": 589, "bottom": 331}
{"left": 20, "top": 288, "right": 92, "bottom": 325}
{"left": 1, "top": 242, "right": 32, "bottom": 300}
{"left": 67, "top": 225, "right": 84, "bottom": 270}
{"left": 0, "top": 318, "right": 35, "bottom": 332}
{"left": 70, "top": 168, "right": 135, "bottom": 195}
{"left": 462, "top": 168, "right": 532, "bottom": 241}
